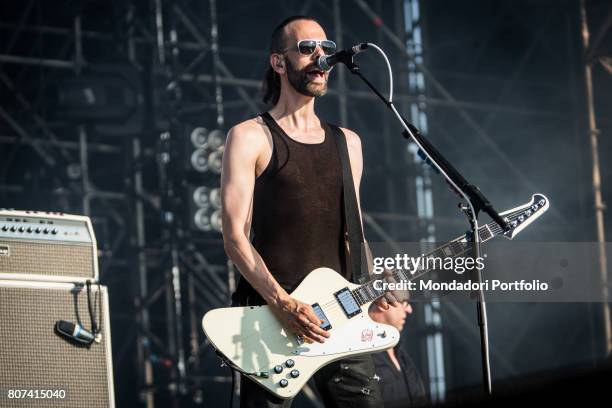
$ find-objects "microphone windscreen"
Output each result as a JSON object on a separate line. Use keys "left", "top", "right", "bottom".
{"left": 56, "top": 320, "right": 75, "bottom": 336}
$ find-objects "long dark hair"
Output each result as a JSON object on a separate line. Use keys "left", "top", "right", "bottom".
{"left": 262, "top": 15, "right": 319, "bottom": 106}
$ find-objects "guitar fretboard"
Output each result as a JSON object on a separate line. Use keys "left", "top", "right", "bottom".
{"left": 350, "top": 224, "right": 495, "bottom": 306}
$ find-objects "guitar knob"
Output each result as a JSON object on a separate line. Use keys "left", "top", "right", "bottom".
{"left": 279, "top": 379, "right": 289, "bottom": 388}
{"left": 285, "top": 359, "right": 295, "bottom": 368}
{"left": 273, "top": 365, "right": 283, "bottom": 374}
{"left": 290, "top": 369, "right": 300, "bottom": 378}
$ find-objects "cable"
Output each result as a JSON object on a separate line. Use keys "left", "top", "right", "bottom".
{"left": 366, "top": 42, "right": 394, "bottom": 102}
{"left": 86, "top": 280, "right": 103, "bottom": 341}
{"left": 363, "top": 42, "right": 480, "bottom": 239}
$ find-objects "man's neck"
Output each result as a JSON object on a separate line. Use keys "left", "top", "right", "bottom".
{"left": 269, "top": 85, "right": 320, "bottom": 131}
{"left": 387, "top": 347, "right": 402, "bottom": 372}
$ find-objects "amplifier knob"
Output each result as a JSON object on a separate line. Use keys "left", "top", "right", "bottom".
{"left": 35, "top": 227, "right": 41, "bottom": 233}
{"left": 18, "top": 226, "right": 24, "bottom": 232}
{"left": 290, "top": 369, "right": 300, "bottom": 378}
{"left": 273, "top": 365, "right": 283, "bottom": 374}
{"left": 43, "top": 228, "right": 49, "bottom": 234}
{"left": 279, "top": 379, "right": 289, "bottom": 388}
{"left": 51, "top": 228, "right": 58, "bottom": 235}
{"left": 26, "top": 227, "right": 32, "bottom": 233}
{"left": 10, "top": 226, "right": 16, "bottom": 232}
{"left": 285, "top": 359, "right": 295, "bottom": 368}
{"left": 1, "top": 226, "right": 7, "bottom": 232}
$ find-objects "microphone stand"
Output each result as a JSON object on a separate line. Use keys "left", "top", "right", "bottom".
{"left": 341, "top": 56, "right": 508, "bottom": 395}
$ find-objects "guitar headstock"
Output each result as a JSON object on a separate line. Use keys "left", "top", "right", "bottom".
{"left": 493, "top": 194, "right": 549, "bottom": 240}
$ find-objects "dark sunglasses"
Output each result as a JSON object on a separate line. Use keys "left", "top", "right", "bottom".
{"left": 285, "top": 39, "right": 337, "bottom": 56}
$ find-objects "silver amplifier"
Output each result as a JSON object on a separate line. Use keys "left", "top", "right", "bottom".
{"left": 0, "top": 210, "right": 99, "bottom": 282}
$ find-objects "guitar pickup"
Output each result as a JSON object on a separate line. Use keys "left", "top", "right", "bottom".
{"left": 334, "top": 288, "right": 361, "bottom": 318}
{"left": 311, "top": 303, "right": 332, "bottom": 331}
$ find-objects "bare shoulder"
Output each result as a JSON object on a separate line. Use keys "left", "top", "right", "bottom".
{"left": 226, "top": 117, "right": 269, "bottom": 157}
{"left": 339, "top": 126, "right": 362, "bottom": 151}
{"left": 228, "top": 117, "right": 267, "bottom": 144}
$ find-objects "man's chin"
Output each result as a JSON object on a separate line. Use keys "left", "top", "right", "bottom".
{"left": 306, "top": 83, "right": 328, "bottom": 98}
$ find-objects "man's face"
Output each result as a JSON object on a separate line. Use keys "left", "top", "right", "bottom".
{"left": 282, "top": 20, "right": 330, "bottom": 98}
{"left": 381, "top": 301, "right": 413, "bottom": 331}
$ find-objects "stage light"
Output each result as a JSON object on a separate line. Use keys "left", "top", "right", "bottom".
{"left": 193, "top": 207, "right": 222, "bottom": 232}
{"left": 187, "top": 127, "right": 225, "bottom": 173}
{"left": 207, "top": 148, "right": 223, "bottom": 174}
{"left": 192, "top": 186, "right": 210, "bottom": 208}
{"left": 194, "top": 208, "right": 212, "bottom": 231}
{"left": 209, "top": 187, "right": 221, "bottom": 209}
{"left": 207, "top": 129, "right": 225, "bottom": 150}
{"left": 190, "top": 149, "right": 209, "bottom": 172}
{"left": 192, "top": 186, "right": 221, "bottom": 209}
{"left": 185, "top": 126, "right": 224, "bottom": 236}
{"left": 210, "top": 210, "right": 222, "bottom": 232}
{"left": 191, "top": 127, "right": 209, "bottom": 148}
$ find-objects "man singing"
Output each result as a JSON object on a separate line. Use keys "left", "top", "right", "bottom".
{"left": 221, "top": 15, "right": 397, "bottom": 408}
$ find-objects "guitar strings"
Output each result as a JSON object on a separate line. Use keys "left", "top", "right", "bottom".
{"left": 317, "top": 207, "right": 531, "bottom": 311}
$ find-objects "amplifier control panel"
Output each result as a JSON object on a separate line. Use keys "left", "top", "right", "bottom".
{"left": 0, "top": 211, "right": 93, "bottom": 244}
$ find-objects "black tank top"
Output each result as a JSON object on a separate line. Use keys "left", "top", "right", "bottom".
{"left": 232, "top": 112, "right": 349, "bottom": 305}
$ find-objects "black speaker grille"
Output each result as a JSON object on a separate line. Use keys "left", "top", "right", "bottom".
{"left": 0, "top": 240, "right": 94, "bottom": 279}
{"left": 0, "top": 284, "right": 112, "bottom": 407}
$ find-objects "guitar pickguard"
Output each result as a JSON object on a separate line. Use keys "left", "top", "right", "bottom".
{"left": 293, "top": 313, "right": 397, "bottom": 357}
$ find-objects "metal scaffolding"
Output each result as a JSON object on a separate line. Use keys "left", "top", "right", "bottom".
{"left": 1, "top": 1, "right": 610, "bottom": 407}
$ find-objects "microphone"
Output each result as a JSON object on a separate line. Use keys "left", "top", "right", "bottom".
{"left": 55, "top": 320, "right": 95, "bottom": 345}
{"left": 316, "top": 43, "right": 369, "bottom": 71}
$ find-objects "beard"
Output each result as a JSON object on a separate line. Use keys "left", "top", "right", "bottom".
{"left": 285, "top": 58, "right": 328, "bottom": 98}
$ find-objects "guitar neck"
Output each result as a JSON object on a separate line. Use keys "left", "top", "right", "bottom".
{"left": 351, "top": 222, "right": 498, "bottom": 306}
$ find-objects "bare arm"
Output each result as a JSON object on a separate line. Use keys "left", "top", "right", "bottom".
{"left": 221, "top": 124, "right": 285, "bottom": 305}
{"left": 221, "top": 122, "right": 329, "bottom": 343}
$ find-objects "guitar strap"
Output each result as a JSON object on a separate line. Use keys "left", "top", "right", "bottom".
{"left": 328, "top": 124, "right": 368, "bottom": 284}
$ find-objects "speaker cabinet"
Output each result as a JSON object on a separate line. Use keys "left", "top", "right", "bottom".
{"left": 0, "top": 280, "right": 114, "bottom": 407}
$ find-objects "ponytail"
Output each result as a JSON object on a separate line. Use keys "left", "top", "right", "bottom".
{"left": 262, "top": 66, "right": 281, "bottom": 106}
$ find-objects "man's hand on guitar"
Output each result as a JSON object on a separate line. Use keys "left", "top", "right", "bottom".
{"left": 373, "top": 268, "right": 400, "bottom": 310}
{"left": 373, "top": 293, "right": 399, "bottom": 310}
{"left": 271, "top": 296, "right": 331, "bottom": 344}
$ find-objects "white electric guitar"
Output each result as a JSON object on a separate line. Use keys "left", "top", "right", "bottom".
{"left": 202, "top": 194, "right": 549, "bottom": 398}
